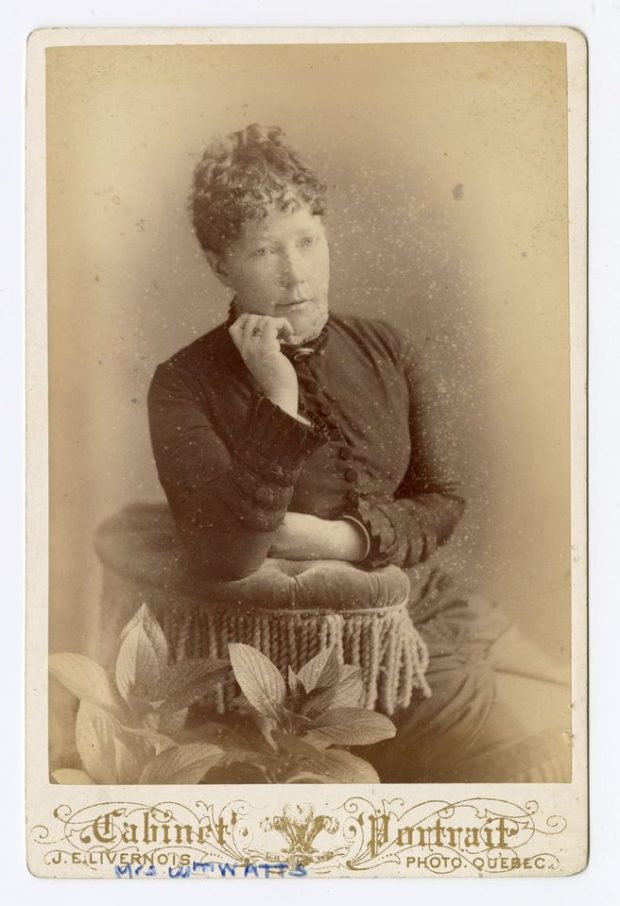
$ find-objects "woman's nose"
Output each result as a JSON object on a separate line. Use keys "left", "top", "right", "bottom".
{"left": 279, "top": 249, "right": 305, "bottom": 286}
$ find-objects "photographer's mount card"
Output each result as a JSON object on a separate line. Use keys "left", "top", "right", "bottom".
{"left": 26, "top": 26, "right": 587, "bottom": 878}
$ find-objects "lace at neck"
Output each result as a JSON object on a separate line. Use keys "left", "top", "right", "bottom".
{"left": 225, "top": 301, "right": 329, "bottom": 362}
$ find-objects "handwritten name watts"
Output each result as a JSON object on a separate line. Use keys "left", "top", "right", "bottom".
{"left": 55, "top": 855, "right": 307, "bottom": 880}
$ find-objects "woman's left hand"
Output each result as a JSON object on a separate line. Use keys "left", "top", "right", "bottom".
{"left": 269, "top": 512, "right": 367, "bottom": 562}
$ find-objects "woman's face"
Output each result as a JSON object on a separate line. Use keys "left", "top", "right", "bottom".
{"left": 212, "top": 204, "right": 331, "bottom": 344}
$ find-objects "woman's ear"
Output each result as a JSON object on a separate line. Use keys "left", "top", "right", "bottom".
{"left": 205, "top": 250, "right": 233, "bottom": 288}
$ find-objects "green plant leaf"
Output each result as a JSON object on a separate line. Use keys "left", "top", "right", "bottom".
{"left": 120, "top": 604, "right": 169, "bottom": 665}
{"left": 120, "top": 726, "right": 176, "bottom": 759}
{"left": 296, "top": 646, "right": 340, "bottom": 693}
{"left": 116, "top": 607, "right": 166, "bottom": 703}
{"left": 182, "top": 720, "right": 254, "bottom": 749}
{"left": 186, "top": 718, "right": 277, "bottom": 755}
{"left": 272, "top": 731, "right": 329, "bottom": 761}
{"left": 298, "top": 685, "right": 338, "bottom": 718}
{"left": 272, "top": 732, "right": 369, "bottom": 783}
{"left": 49, "top": 653, "right": 120, "bottom": 711}
{"left": 319, "top": 748, "right": 380, "bottom": 783}
{"left": 270, "top": 731, "right": 381, "bottom": 783}
{"left": 282, "top": 771, "right": 340, "bottom": 784}
{"left": 151, "top": 658, "right": 231, "bottom": 710}
{"left": 179, "top": 720, "right": 279, "bottom": 775}
{"left": 114, "top": 736, "right": 141, "bottom": 784}
{"left": 304, "top": 708, "right": 396, "bottom": 748}
{"left": 271, "top": 730, "right": 348, "bottom": 779}
{"left": 339, "top": 664, "right": 361, "bottom": 680}
{"left": 158, "top": 708, "right": 189, "bottom": 737}
{"left": 287, "top": 666, "right": 300, "bottom": 695}
{"left": 202, "top": 761, "right": 271, "bottom": 783}
{"left": 139, "top": 742, "right": 223, "bottom": 784}
{"left": 219, "top": 748, "right": 278, "bottom": 770}
{"left": 51, "top": 768, "right": 94, "bottom": 784}
{"left": 121, "top": 690, "right": 157, "bottom": 722}
{"left": 75, "top": 701, "right": 122, "bottom": 784}
{"left": 228, "top": 643, "right": 286, "bottom": 720}
{"left": 300, "top": 670, "right": 364, "bottom": 718}
{"left": 279, "top": 707, "right": 314, "bottom": 734}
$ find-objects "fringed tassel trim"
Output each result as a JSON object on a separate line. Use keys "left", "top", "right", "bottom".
{"left": 160, "top": 599, "right": 431, "bottom": 716}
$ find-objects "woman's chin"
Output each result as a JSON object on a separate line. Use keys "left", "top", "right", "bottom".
{"left": 286, "top": 309, "right": 329, "bottom": 345}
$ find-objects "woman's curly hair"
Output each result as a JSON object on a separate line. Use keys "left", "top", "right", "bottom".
{"left": 190, "top": 123, "right": 327, "bottom": 255}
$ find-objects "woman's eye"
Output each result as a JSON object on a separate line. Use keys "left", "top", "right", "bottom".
{"left": 252, "top": 247, "right": 270, "bottom": 257}
{"left": 298, "top": 236, "right": 316, "bottom": 248}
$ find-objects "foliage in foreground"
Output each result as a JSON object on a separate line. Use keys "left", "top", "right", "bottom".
{"left": 49, "top": 605, "right": 229, "bottom": 783}
{"left": 50, "top": 605, "right": 396, "bottom": 784}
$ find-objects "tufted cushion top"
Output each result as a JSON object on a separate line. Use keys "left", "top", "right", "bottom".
{"left": 95, "top": 503, "right": 410, "bottom": 612}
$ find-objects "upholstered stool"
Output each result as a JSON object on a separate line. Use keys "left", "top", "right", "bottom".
{"left": 94, "top": 503, "right": 431, "bottom": 715}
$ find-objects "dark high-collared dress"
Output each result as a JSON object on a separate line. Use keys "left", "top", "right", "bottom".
{"left": 147, "top": 312, "right": 568, "bottom": 782}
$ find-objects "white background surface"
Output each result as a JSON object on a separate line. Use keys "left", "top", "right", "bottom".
{"left": 2, "top": 0, "right": 618, "bottom": 902}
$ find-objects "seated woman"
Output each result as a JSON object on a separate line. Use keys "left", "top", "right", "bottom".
{"left": 147, "top": 123, "right": 569, "bottom": 782}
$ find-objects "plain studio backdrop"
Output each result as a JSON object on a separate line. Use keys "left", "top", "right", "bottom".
{"left": 45, "top": 41, "right": 570, "bottom": 668}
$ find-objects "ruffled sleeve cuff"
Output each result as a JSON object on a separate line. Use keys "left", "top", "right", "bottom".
{"left": 220, "top": 393, "right": 328, "bottom": 532}
{"left": 345, "top": 499, "right": 400, "bottom": 569}
{"left": 237, "top": 393, "right": 328, "bottom": 479}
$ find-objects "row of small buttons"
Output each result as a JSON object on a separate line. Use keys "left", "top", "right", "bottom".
{"left": 299, "top": 366, "right": 360, "bottom": 507}
{"left": 255, "top": 486, "right": 271, "bottom": 505}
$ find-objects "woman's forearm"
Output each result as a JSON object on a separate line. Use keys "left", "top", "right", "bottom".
{"left": 148, "top": 363, "right": 328, "bottom": 581}
{"left": 268, "top": 512, "right": 368, "bottom": 562}
{"left": 177, "top": 493, "right": 282, "bottom": 581}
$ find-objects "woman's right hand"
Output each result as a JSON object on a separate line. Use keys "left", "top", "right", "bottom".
{"left": 228, "top": 313, "right": 300, "bottom": 419}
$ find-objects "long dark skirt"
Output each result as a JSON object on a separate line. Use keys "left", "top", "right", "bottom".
{"left": 353, "top": 568, "right": 571, "bottom": 783}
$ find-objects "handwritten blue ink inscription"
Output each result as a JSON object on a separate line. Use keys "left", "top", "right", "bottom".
{"left": 114, "top": 861, "right": 307, "bottom": 879}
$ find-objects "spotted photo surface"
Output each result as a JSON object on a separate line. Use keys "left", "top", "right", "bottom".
{"left": 26, "top": 26, "right": 587, "bottom": 877}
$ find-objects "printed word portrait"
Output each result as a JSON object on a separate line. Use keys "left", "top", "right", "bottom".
{"left": 46, "top": 41, "right": 572, "bottom": 786}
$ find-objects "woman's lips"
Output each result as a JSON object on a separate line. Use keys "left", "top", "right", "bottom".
{"left": 278, "top": 299, "right": 313, "bottom": 309}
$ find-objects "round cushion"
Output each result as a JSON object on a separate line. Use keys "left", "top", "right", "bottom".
{"left": 95, "top": 502, "right": 410, "bottom": 612}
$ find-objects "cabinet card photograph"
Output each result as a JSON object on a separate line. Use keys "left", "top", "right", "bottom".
{"left": 26, "top": 26, "right": 587, "bottom": 878}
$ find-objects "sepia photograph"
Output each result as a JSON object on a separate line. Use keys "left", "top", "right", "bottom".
{"left": 25, "top": 26, "right": 588, "bottom": 878}
{"left": 45, "top": 35, "right": 576, "bottom": 785}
